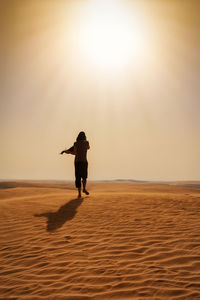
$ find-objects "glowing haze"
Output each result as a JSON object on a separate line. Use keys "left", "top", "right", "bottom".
{"left": 1, "top": 0, "right": 199, "bottom": 181}
{"left": 77, "top": 0, "right": 149, "bottom": 69}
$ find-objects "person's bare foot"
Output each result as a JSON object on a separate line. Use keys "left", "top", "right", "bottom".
{"left": 83, "top": 189, "right": 89, "bottom": 195}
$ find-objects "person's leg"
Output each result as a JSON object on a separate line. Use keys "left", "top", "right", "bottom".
{"left": 82, "top": 179, "right": 89, "bottom": 195}
{"left": 75, "top": 177, "right": 82, "bottom": 197}
{"left": 75, "top": 162, "right": 82, "bottom": 198}
{"left": 82, "top": 162, "right": 89, "bottom": 195}
{"left": 77, "top": 187, "right": 81, "bottom": 198}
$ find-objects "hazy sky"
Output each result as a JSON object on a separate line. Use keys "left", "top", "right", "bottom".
{"left": 1, "top": 0, "right": 200, "bottom": 181}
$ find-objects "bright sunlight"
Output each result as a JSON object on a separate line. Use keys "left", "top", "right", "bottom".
{"left": 77, "top": 0, "right": 149, "bottom": 70}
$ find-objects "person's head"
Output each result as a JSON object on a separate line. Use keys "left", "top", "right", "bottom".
{"left": 76, "top": 131, "right": 86, "bottom": 141}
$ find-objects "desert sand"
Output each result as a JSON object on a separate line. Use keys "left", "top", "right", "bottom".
{"left": 0, "top": 181, "right": 200, "bottom": 299}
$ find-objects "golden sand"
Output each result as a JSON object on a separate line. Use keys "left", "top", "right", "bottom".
{"left": 0, "top": 181, "right": 200, "bottom": 299}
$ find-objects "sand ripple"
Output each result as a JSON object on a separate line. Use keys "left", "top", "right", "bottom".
{"left": 0, "top": 182, "right": 200, "bottom": 299}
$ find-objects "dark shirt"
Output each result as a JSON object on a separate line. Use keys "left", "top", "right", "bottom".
{"left": 74, "top": 140, "right": 89, "bottom": 162}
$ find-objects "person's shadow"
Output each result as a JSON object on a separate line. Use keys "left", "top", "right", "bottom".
{"left": 34, "top": 198, "right": 84, "bottom": 232}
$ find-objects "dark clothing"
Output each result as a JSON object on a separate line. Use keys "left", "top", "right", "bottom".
{"left": 74, "top": 140, "right": 89, "bottom": 162}
{"left": 73, "top": 139, "right": 89, "bottom": 188}
{"left": 67, "top": 146, "right": 74, "bottom": 153}
{"left": 75, "top": 161, "right": 88, "bottom": 188}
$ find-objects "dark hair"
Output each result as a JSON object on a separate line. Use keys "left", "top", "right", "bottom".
{"left": 76, "top": 131, "right": 86, "bottom": 141}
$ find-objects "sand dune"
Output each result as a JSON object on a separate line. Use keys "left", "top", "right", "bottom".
{"left": 0, "top": 181, "right": 200, "bottom": 299}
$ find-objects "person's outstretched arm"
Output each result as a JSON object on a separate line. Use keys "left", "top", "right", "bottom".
{"left": 60, "top": 146, "right": 74, "bottom": 155}
{"left": 73, "top": 145, "right": 77, "bottom": 156}
{"left": 60, "top": 150, "right": 67, "bottom": 155}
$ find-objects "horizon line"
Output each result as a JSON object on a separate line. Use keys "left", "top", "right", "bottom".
{"left": 0, "top": 178, "right": 200, "bottom": 183}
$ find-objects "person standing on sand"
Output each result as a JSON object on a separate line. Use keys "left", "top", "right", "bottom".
{"left": 60, "top": 131, "right": 90, "bottom": 198}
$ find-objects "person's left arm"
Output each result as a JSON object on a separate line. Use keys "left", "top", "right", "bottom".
{"left": 60, "top": 150, "right": 67, "bottom": 155}
{"left": 73, "top": 143, "right": 77, "bottom": 155}
{"left": 60, "top": 146, "right": 75, "bottom": 155}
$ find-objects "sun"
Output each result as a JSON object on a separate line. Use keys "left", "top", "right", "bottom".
{"left": 77, "top": 0, "right": 148, "bottom": 70}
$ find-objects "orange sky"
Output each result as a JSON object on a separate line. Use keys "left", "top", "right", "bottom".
{"left": 1, "top": 0, "right": 200, "bottom": 181}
